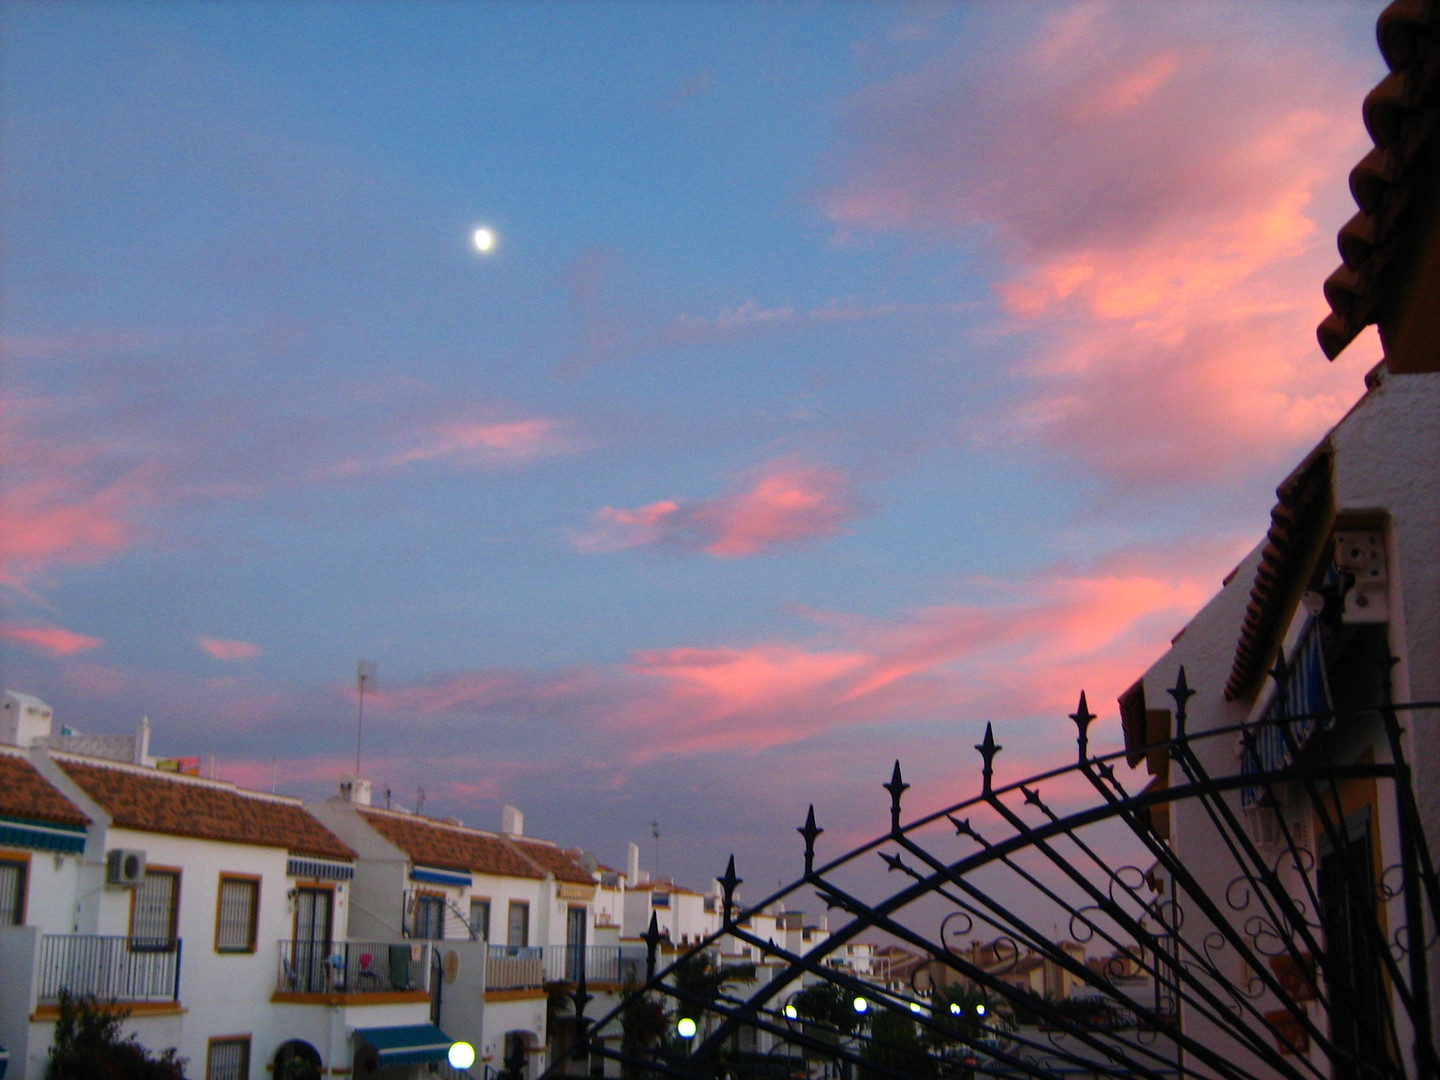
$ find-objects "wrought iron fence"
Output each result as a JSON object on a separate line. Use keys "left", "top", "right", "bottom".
{"left": 275, "top": 939, "right": 433, "bottom": 994}
{"left": 38, "top": 934, "right": 181, "bottom": 1003}
{"left": 541, "top": 671, "right": 1440, "bottom": 1080}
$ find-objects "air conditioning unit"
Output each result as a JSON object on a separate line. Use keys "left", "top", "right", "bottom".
{"left": 106, "top": 849, "right": 147, "bottom": 887}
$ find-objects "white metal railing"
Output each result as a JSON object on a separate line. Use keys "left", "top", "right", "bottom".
{"left": 38, "top": 934, "right": 182, "bottom": 1003}
{"left": 276, "top": 940, "right": 433, "bottom": 994}
{"left": 484, "top": 944, "right": 643, "bottom": 990}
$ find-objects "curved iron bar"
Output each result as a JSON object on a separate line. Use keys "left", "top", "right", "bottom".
{"left": 542, "top": 697, "right": 1440, "bottom": 1080}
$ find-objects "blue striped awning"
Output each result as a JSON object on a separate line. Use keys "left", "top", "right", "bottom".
{"left": 355, "top": 1024, "right": 455, "bottom": 1067}
{"left": 411, "top": 865, "right": 471, "bottom": 887}
{"left": 287, "top": 856, "right": 354, "bottom": 881}
{"left": 0, "top": 815, "right": 86, "bottom": 854}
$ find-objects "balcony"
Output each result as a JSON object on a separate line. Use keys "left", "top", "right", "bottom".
{"left": 484, "top": 944, "right": 644, "bottom": 991}
{"left": 276, "top": 940, "right": 435, "bottom": 997}
{"left": 38, "top": 934, "right": 182, "bottom": 1004}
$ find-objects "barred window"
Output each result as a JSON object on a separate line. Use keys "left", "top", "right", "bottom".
{"left": 216, "top": 876, "right": 259, "bottom": 952}
{"left": 414, "top": 894, "right": 445, "bottom": 939}
{"left": 131, "top": 869, "right": 179, "bottom": 949}
{"left": 206, "top": 1036, "right": 250, "bottom": 1080}
{"left": 469, "top": 898, "right": 491, "bottom": 941}
{"left": 507, "top": 900, "right": 529, "bottom": 947}
{"left": 0, "top": 857, "right": 26, "bottom": 925}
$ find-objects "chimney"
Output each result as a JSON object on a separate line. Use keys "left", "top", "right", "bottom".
{"left": 626, "top": 842, "right": 641, "bottom": 882}
{"left": 1, "top": 690, "right": 54, "bottom": 747}
{"left": 339, "top": 772, "right": 372, "bottom": 806}
{"left": 502, "top": 804, "right": 524, "bottom": 836}
{"left": 134, "top": 716, "right": 151, "bottom": 764}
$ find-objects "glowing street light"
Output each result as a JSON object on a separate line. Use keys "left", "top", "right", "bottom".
{"left": 448, "top": 1042, "right": 476, "bottom": 1070}
{"left": 852, "top": 996, "right": 869, "bottom": 1014}
{"left": 677, "top": 1017, "right": 698, "bottom": 1039}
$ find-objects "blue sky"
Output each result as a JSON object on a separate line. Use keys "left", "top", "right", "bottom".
{"left": 1, "top": 1, "right": 1387, "bottom": 893}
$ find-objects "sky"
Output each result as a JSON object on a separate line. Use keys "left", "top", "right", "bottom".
{"left": 0, "top": 1, "right": 1388, "bottom": 898}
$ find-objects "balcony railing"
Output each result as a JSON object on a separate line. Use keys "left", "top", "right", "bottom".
{"left": 484, "top": 944, "right": 645, "bottom": 990}
{"left": 38, "top": 934, "right": 182, "bottom": 1003}
{"left": 276, "top": 940, "right": 434, "bottom": 995}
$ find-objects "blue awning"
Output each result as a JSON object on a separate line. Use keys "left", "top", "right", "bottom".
{"left": 410, "top": 865, "right": 472, "bottom": 887}
{"left": 0, "top": 816, "right": 86, "bottom": 855}
{"left": 355, "top": 1024, "right": 456, "bottom": 1067}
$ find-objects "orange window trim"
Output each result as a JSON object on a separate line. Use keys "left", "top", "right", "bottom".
{"left": 0, "top": 850, "right": 32, "bottom": 926}
{"left": 214, "top": 873, "right": 262, "bottom": 954}
{"left": 130, "top": 865, "right": 182, "bottom": 941}
{"left": 205, "top": 1034, "right": 251, "bottom": 1080}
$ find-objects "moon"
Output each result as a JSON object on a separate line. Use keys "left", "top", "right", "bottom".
{"left": 472, "top": 227, "right": 495, "bottom": 253}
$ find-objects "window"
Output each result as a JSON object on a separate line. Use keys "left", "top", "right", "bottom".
{"left": 469, "top": 898, "right": 491, "bottom": 941}
{"left": 413, "top": 893, "right": 445, "bottom": 939}
{"left": 215, "top": 875, "right": 260, "bottom": 952}
{"left": 131, "top": 868, "right": 180, "bottom": 950}
{"left": 206, "top": 1036, "right": 250, "bottom": 1080}
{"left": 0, "top": 855, "right": 26, "bottom": 925}
{"left": 507, "top": 900, "right": 529, "bottom": 947}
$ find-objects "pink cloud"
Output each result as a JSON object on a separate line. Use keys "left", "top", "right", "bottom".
{"left": 823, "top": 2, "right": 1382, "bottom": 483}
{"left": 198, "top": 638, "right": 263, "bottom": 661}
{"left": 572, "top": 461, "right": 859, "bottom": 558}
{"left": 380, "top": 536, "right": 1231, "bottom": 769}
{"left": 328, "top": 412, "right": 575, "bottom": 477}
{"left": 0, "top": 394, "right": 154, "bottom": 586}
{"left": 0, "top": 622, "right": 103, "bottom": 657}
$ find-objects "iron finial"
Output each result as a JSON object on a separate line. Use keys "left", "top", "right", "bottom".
{"left": 642, "top": 911, "right": 664, "bottom": 980}
{"left": 885, "top": 761, "right": 909, "bottom": 830}
{"left": 1070, "top": 691, "right": 1096, "bottom": 757}
{"left": 977, "top": 723, "right": 1002, "bottom": 793}
{"left": 720, "top": 855, "right": 743, "bottom": 924}
{"left": 1168, "top": 667, "right": 1195, "bottom": 734}
{"left": 799, "top": 806, "right": 823, "bottom": 875}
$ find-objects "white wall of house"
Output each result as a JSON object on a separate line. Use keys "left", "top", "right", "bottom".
{"left": 1130, "top": 368, "right": 1440, "bottom": 1080}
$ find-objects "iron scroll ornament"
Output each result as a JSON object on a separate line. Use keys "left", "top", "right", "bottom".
{"left": 541, "top": 671, "right": 1440, "bottom": 1080}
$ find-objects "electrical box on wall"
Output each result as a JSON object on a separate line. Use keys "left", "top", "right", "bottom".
{"left": 1334, "top": 528, "right": 1389, "bottom": 623}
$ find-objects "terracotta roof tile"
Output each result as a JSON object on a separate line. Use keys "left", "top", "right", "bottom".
{"left": 0, "top": 751, "right": 90, "bottom": 827}
{"left": 508, "top": 836, "right": 597, "bottom": 886}
{"left": 57, "top": 757, "right": 352, "bottom": 860}
{"left": 1318, "top": 0, "right": 1439, "bottom": 361}
{"left": 358, "top": 808, "right": 543, "bottom": 878}
{"left": 1225, "top": 449, "right": 1335, "bottom": 700}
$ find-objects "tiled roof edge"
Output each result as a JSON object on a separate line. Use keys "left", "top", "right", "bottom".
{"left": 1318, "top": 0, "right": 1439, "bottom": 360}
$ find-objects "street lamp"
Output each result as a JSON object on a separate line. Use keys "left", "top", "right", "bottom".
{"left": 448, "top": 1042, "right": 477, "bottom": 1070}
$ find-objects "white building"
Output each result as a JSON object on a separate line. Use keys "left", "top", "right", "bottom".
{"left": 0, "top": 707, "right": 466, "bottom": 1080}
{"left": 310, "top": 784, "right": 637, "bottom": 1078}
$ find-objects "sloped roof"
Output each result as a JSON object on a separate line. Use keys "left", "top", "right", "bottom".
{"left": 57, "top": 756, "right": 353, "bottom": 860}
{"left": 0, "top": 750, "right": 90, "bottom": 827}
{"left": 1318, "top": 0, "right": 1440, "bottom": 362}
{"left": 1225, "top": 448, "right": 1336, "bottom": 700}
{"left": 509, "top": 836, "right": 598, "bottom": 886}
{"left": 358, "top": 807, "right": 545, "bottom": 878}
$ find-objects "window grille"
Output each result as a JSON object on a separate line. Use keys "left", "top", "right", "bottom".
{"left": 0, "top": 858, "right": 24, "bottom": 925}
{"left": 508, "top": 900, "right": 529, "bottom": 947}
{"left": 216, "top": 877, "right": 258, "bottom": 952}
{"left": 131, "top": 869, "right": 179, "bottom": 949}
{"left": 470, "top": 898, "right": 491, "bottom": 940}
{"left": 206, "top": 1036, "right": 249, "bottom": 1080}
{"left": 414, "top": 894, "right": 445, "bottom": 939}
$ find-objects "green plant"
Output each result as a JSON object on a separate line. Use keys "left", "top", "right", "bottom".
{"left": 859, "top": 1009, "right": 935, "bottom": 1080}
{"left": 789, "top": 982, "right": 866, "bottom": 1038}
{"left": 44, "top": 991, "right": 187, "bottom": 1080}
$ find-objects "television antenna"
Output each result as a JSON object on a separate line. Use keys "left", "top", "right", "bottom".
{"left": 354, "top": 659, "right": 377, "bottom": 778}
